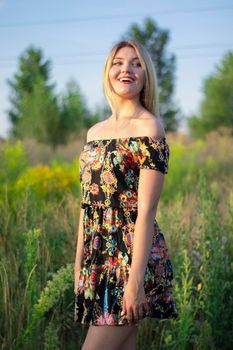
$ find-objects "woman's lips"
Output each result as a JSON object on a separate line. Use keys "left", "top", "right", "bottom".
{"left": 118, "top": 80, "right": 135, "bottom": 85}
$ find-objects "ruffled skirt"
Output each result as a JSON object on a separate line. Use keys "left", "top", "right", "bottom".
{"left": 74, "top": 205, "right": 178, "bottom": 326}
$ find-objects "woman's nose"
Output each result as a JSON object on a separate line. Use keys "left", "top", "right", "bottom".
{"left": 121, "top": 62, "right": 131, "bottom": 73}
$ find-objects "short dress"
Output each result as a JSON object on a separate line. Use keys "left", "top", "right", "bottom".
{"left": 74, "top": 135, "right": 178, "bottom": 326}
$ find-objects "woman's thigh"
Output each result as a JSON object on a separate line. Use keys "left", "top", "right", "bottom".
{"left": 121, "top": 325, "right": 138, "bottom": 350}
{"left": 81, "top": 324, "right": 138, "bottom": 350}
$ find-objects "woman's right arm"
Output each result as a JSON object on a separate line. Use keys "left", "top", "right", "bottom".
{"left": 74, "top": 207, "right": 85, "bottom": 294}
{"left": 74, "top": 127, "right": 94, "bottom": 294}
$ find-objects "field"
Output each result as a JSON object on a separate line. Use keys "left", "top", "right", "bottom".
{"left": 0, "top": 129, "right": 232, "bottom": 350}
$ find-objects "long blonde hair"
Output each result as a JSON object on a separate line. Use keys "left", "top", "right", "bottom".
{"left": 102, "top": 39, "right": 160, "bottom": 116}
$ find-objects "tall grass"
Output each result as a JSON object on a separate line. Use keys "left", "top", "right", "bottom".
{"left": 173, "top": 249, "right": 194, "bottom": 349}
{"left": 0, "top": 132, "right": 233, "bottom": 349}
{"left": 0, "top": 228, "right": 40, "bottom": 349}
{"left": 193, "top": 174, "right": 233, "bottom": 349}
{"left": 136, "top": 170, "right": 233, "bottom": 349}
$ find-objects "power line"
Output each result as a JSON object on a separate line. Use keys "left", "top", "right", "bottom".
{"left": 0, "top": 5, "right": 233, "bottom": 28}
{"left": 0, "top": 51, "right": 104, "bottom": 62}
{"left": 171, "top": 43, "right": 233, "bottom": 51}
{"left": 0, "top": 42, "right": 232, "bottom": 63}
{"left": 0, "top": 52, "right": 230, "bottom": 69}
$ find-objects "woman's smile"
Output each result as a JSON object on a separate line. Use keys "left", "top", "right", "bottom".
{"left": 119, "top": 80, "right": 135, "bottom": 85}
{"left": 109, "top": 46, "right": 145, "bottom": 98}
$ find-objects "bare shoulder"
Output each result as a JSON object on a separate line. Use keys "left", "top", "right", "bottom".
{"left": 139, "top": 112, "right": 166, "bottom": 138}
{"left": 86, "top": 120, "right": 108, "bottom": 142}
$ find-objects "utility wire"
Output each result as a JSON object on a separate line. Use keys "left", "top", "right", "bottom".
{"left": 0, "top": 52, "right": 230, "bottom": 68}
{"left": 0, "top": 42, "right": 232, "bottom": 63}
{"left": 0, "top": 5, "right": 232, "bottom": 28}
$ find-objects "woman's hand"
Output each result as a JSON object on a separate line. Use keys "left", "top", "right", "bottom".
{"left": 120, "top": 280, "right": 149, "bottom": 324}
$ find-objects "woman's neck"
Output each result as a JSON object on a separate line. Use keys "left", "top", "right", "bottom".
{"left": 110, "top": 98, "right": 145, "bottom": 122}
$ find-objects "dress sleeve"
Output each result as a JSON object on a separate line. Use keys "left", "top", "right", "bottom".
{"left": 136, "top": 137, "right": 170, "bottom": 174}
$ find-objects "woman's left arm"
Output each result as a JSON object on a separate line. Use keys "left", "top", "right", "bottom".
{"left": 121, "top": 169, "right": 165, "bottom": 323}
{"left": 129, "top": 169, "right": 164, "bottom": 284}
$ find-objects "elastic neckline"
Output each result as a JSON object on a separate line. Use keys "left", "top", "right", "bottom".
{"left": 85, "top": 135, "right": 166, "bottom": 145}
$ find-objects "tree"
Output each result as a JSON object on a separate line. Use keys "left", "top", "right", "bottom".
{"left": 187, "top": 51, "right": 233, "bottom": 138}
{"left": 122, "top": 17, "right": 182, "bottom": 131}
{"left": 7, "top": 47, "right": 89, "bottom": 148}
{"left": 19, "top": 77, "right": 60, "bottom": 148}
{"left": 7, "top": 45, "right": 54, "bottom": 135}
{"left": 58, "top": 79, "right": 89, "bottom": 142}
{"left": 90, "top": 100, "right": 112, "bottom": 123}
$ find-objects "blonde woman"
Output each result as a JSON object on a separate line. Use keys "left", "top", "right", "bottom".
{"left": 74, "top": 39, "right": 178, "bottom": 350}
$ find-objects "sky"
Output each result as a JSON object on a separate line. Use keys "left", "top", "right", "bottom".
{"left": 0, "top": 0, "right": 233, "bottom": 138}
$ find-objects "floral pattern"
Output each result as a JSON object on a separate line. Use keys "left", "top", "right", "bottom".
{"left": 74, "top": 136, "right": 178, "bottom": 326}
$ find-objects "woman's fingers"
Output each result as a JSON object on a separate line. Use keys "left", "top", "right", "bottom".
{"left": 133, "top": 303, "right": 146, "bottom": 321}
{"left": 127, "top": 305, "right": 134, "bottom": 324}
{"left": 121, "top": 292, "right": 150, "bottom": 324}
{"left": 138, "top": 304, "right": 144, "bottom": 320}
{"left": 127, "top": 302, "right": 150, "bottom": 323}
{"left": 133, "top": 305, "right": 140, "bottom": 322}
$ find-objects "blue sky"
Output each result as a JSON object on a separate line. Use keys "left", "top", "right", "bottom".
{"left": 0, "top": 0, "right": 232, "bottom": 138}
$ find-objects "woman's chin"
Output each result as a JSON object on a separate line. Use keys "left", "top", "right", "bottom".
{"left": 114, "top": 90, "right": 141, "bottom": 99}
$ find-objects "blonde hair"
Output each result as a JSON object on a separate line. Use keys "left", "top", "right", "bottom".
{"left": 102, "top": 39, "right": 160, "bottom": 117}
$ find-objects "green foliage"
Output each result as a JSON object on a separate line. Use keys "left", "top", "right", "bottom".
{"left": 7, "top": 45, "right": 53, "bottom": 133}
{"left": 23, "top": 228, "right": 41, "bottom": 317}
{"left": 162, "top": 138, "right": 218, "bottom": 203}
{"left": 0, "top": 140, "right": 28, "bottom": 210}
{"left": 0, "top": 140, "right": 80, "bottom": 204}
{"left": 123, "top": 17, "right": 181, "bottom": 131}
{"left": 188, "top": 51, "right": 233, "bottom": 137}
{"left": 173, "top": 249, "right": 194, "bottom": 349}
{"left": 14, "top": 263, "right": 74, "bottom": 349}
{"left": 19, "top": 77, "right": 60, "bottom": 147}
{"left": 24, "top": 227, "right": 40, "bottom": 280}
{"left": 44, "top": 319, "right": 60, "bottom": 350}
{"left": 58, "top": 79, "right": 87, "bottom": 141}
{"left": 0, "top": 139, "right": 28, "bottom": 185}
{"left": 7, "top": 46, "right": 61, "bottom": 148}
{"left": 0, "top": 134, "right": 233, "bottom": 349}
{"left": 14, "top": 159, "right": 80, "bottom": 201}
{"left": 33, "top": 263, "right": 73, "bottom": 319}
{"left": 87, "top": 100, "right": 112, "bottom": 128}
{"left": 7, "top": 46, "right": 90, "bottom": 148}
{"left": 194, "top": 174, "right": 233, "bottom": 349}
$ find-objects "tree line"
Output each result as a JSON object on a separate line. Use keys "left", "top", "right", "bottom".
{"left": 6, "top": 18, "right": 233, "bottom": 148}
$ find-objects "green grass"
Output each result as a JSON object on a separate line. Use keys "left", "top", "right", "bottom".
{"left": 0, "top": 132, "right": 232, "bottom": 349}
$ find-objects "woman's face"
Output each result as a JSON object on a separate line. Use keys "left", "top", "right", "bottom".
{"left": 108, "top": 46, "right": 145, "bottom": 100}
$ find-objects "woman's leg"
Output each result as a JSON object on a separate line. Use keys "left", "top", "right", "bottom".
{"left": 81, "top": 324, "right": 138, "bottom": 350}
{"left": 121, "top": 324, "right": 138, "bottom": 350}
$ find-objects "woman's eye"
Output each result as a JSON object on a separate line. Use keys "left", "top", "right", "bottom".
{"left": 112, "top": 61, "right": 141, "bottom": 67}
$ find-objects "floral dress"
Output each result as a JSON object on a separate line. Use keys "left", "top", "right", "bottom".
{"left": 74, "top": 135, "right": 178, "bottom": 326}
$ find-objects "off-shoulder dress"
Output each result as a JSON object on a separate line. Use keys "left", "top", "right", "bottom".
{"left": 74, "top": 136, "right": 178, "bottom": 326}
